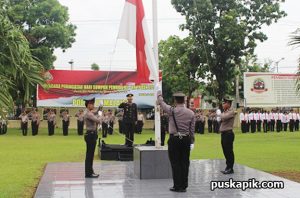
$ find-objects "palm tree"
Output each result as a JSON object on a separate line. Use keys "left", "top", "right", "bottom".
{"left": 0, "top": 13, "right": 45, "bottom": 116}
{"left": 289, "top": 29, "right": 300, "bottom": 92}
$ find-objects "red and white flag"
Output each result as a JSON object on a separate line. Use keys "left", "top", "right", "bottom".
{"left": 118, "top": 0, "right": 158, "bottom": 83}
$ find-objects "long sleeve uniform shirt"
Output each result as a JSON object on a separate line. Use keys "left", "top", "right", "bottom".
{"left": 157, "top": 93, "right": 195, "bottom": 143}
{"left": 219, "top": 109, "right": 236, "bottom": 132}
{"left": 84, "top": 110, "right": 102, "bottom": 131}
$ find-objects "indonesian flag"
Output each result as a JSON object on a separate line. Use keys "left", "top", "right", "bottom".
{"left": 118, "top": 0, "right": 159, "bottom": 83}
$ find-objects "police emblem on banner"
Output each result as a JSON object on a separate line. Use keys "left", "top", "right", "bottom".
{"left": 251, "top": 78, "right": 268, "bottom": 93}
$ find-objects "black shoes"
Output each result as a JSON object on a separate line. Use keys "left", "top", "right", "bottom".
{"left": 169, "top": 187, "right": 186, "bottom": 193}
{"left": 85, "top": 173, "right": 99, "bottom": 178}
{"left": 221, "top": 168, "right": 234, "bottom": 174}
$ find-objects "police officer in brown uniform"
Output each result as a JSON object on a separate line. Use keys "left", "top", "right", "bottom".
{"left": 31, "top": 108, "right": 40, "bottom": 136}
{"left": 118, "top": 93, "right": 137, "bottom": 147}
{"left": 47, "top": 110, "right": 56, "bottom": 136}
{"left": 101, "top": 111, "right": 109, "bottom": 138}
{"left": 157, "top": 91, "right": 195, "bottom": 193}
{"left": 207, "top": 110, "right": 214, "bottom": 133}
{"left": 84, "top": 97, "right": 102, "bottom": 178}
{"left": 194, "top": 110, "right": 201, "bottom": 134}
{"left": 61, "top": 110, "right": 70, "bottom": 136}
{"left": 19, "top": 111, "right": 29, "bottom": 136}
{"left": 116, "top": 110, "right": 124, "bottom": 134}
{"left": 75, "top": 109, "right": 84, "bottom": 135}
{"left": 160, "top": 110, "right": 169, "bottom": 146}
{"left": 107, "top": 109, "right": 115, "bottom": 135}
{"left": 220, "top": 97, "right": 236, "bottom": 174}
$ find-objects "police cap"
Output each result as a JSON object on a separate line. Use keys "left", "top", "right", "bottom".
{"left": 84, "top": 97, "right": 95, "bottom": 107}
{"left": 126, "top": 93, "right": 134, "bottom": 97}
{"left": 223, "top": 96, "right": 234, "bottom": 103}
{"left": 173, "top": 92, "right": 185, "bottom": 97}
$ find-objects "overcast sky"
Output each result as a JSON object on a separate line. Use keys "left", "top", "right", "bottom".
{"left": 54, "top": 0, "right": 300, "bottom": 73}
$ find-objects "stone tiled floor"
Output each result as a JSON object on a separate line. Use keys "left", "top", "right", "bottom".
{"left": 35, "top": 160, "right": 300, "bottom": 198}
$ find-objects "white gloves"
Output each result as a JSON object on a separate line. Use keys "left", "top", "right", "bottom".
{"left": 155, "top": 83, "right": 162, "bottom": 92}
{"left": 190, "top": 144, "right": 194, "bottom": 150}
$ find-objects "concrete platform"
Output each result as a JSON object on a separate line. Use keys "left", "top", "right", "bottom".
{"left": 134, "top": 146, "right": 172, "bottom": 179}
{"left": 35, "top": 160, "right": 300, "bottom": 198}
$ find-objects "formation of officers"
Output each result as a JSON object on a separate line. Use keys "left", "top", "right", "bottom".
{"left": 194, "top": 107, "right": 223, "bottom": 134}
{"left": 16, "top": 106, "right": 300, "bottom": 137}
{"left": 239, "top": 109, "right": 300, "bottom": 133}
{"left": 16, "top": 104, "right": 146, "bottom": 138}
{"left": 18, "top": 108, "right": 41, "bottom": 136}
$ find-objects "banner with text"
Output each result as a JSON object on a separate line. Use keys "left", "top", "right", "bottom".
{"left": 37, "top": 70, "right": 156, "bottom": 108}
{"left": 244, "top": 72, "right": 300, "bottom": 107}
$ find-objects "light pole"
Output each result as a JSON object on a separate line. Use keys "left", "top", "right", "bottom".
{"left": 235, "top": 64, "right": 240, "bottom": 108}
{"left": 68, "top": 59, "right": 74, "bottom": 70}
{"left": 153, "top": 0, "right": 161, "bottom": 148}
{"left": 275, "top": 57, "right": 284, "bottom": 73}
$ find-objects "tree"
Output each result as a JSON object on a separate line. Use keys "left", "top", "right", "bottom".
{"left": 1, "top": 0, "right": 75, "bottom": 107}
{"left": 0, "top": 13, "right": 45, "bottom": 115}
{"left": 289, "top": 29, "right": 300, "bottom": 91}
{"left": 159, "top": 35, "right": 206, "bottom": 103}
{"left": 171, "top": 0, "right": 286, "bottom": 101}
{"left": 91, "top": 63, "right": 100, "bottom": 71}
{"left": 5, "top": 0, "right": 76, "bottom": 70}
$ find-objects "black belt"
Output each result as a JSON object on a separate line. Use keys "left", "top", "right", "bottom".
{"left": 221, "top": 130, "right": 233, "bottom": 133}
{"left": 170, "top": 133, "right": 190, "bottom": 139}
{"left": 86, "top": 130, "right": 97, "bottom": 134}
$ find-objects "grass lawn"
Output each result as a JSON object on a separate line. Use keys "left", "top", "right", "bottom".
{"left": 0, "top": 128, "right": 300, "bottom": 197}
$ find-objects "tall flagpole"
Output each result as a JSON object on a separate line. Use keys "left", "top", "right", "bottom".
{"left": 153, "top": 0, "right": 161, "bottom": 148}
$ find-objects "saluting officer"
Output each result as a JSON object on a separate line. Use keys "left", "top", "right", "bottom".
{"left": 0, "top": 115, "right": 8, "bottom": 135}
{"left": 207, "top": 110, "right": 213, "bottom": 133}
{"left": 136, "top": 111, "right": 145, "bottom": 134}
{"left": 47, "top": 109, "right": 56, "bottom": 136}
{"left": 19, "top": 111, "right": 29, "bottom": 136}
{"left": 116, "top": 110, "right": 124, "bottom": 134}
{"left": 61, "top": 110, "right": 70, "bottom": 136}
{"left": 84, "top": 97, "right": 102, "bottom": 178}
{"left": 157, "top": 91, "right": 195, "bottom": 193}
{"left": 160, "top": 110, "right": 169, "bottom": 146}
{"left": 31, "top": 108, "right": 40, "bottom": 136}
{"left": 195, "top": 110, "right": 201, "bottom": 134}
{"left": 220, "top": 97, "right": 237, "bottom": 175}
{"left": 75, "top": 109, "right": 84, "bottom": 135}
{"left": 215, "top": 106, "right": 222, "bottom": 133}
{"left": 107, "top": 109, "right": 115, "bottom": 135}
{"left": 118, "top": 93, "right": 137, "bottom": 147}
{"left": 101, "top": 111, "right": 109, "bottom": 138}
{"left": 199, "top": 111, "right": 205, "bottom": 134}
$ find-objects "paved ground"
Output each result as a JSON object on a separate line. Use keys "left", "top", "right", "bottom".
{"left": 35, "top": 160, "right": 300, "bottom": 198}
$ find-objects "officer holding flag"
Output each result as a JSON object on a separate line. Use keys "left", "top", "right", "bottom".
{"left": 157, "top": 87, "right": 195, "bottom": 193}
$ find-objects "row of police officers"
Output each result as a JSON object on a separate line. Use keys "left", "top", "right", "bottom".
{"left": 17, "top": 108, "right": 118, "bottom": 137}
{"left": 240, "top": 110, "right": 300, "bottom": 133}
